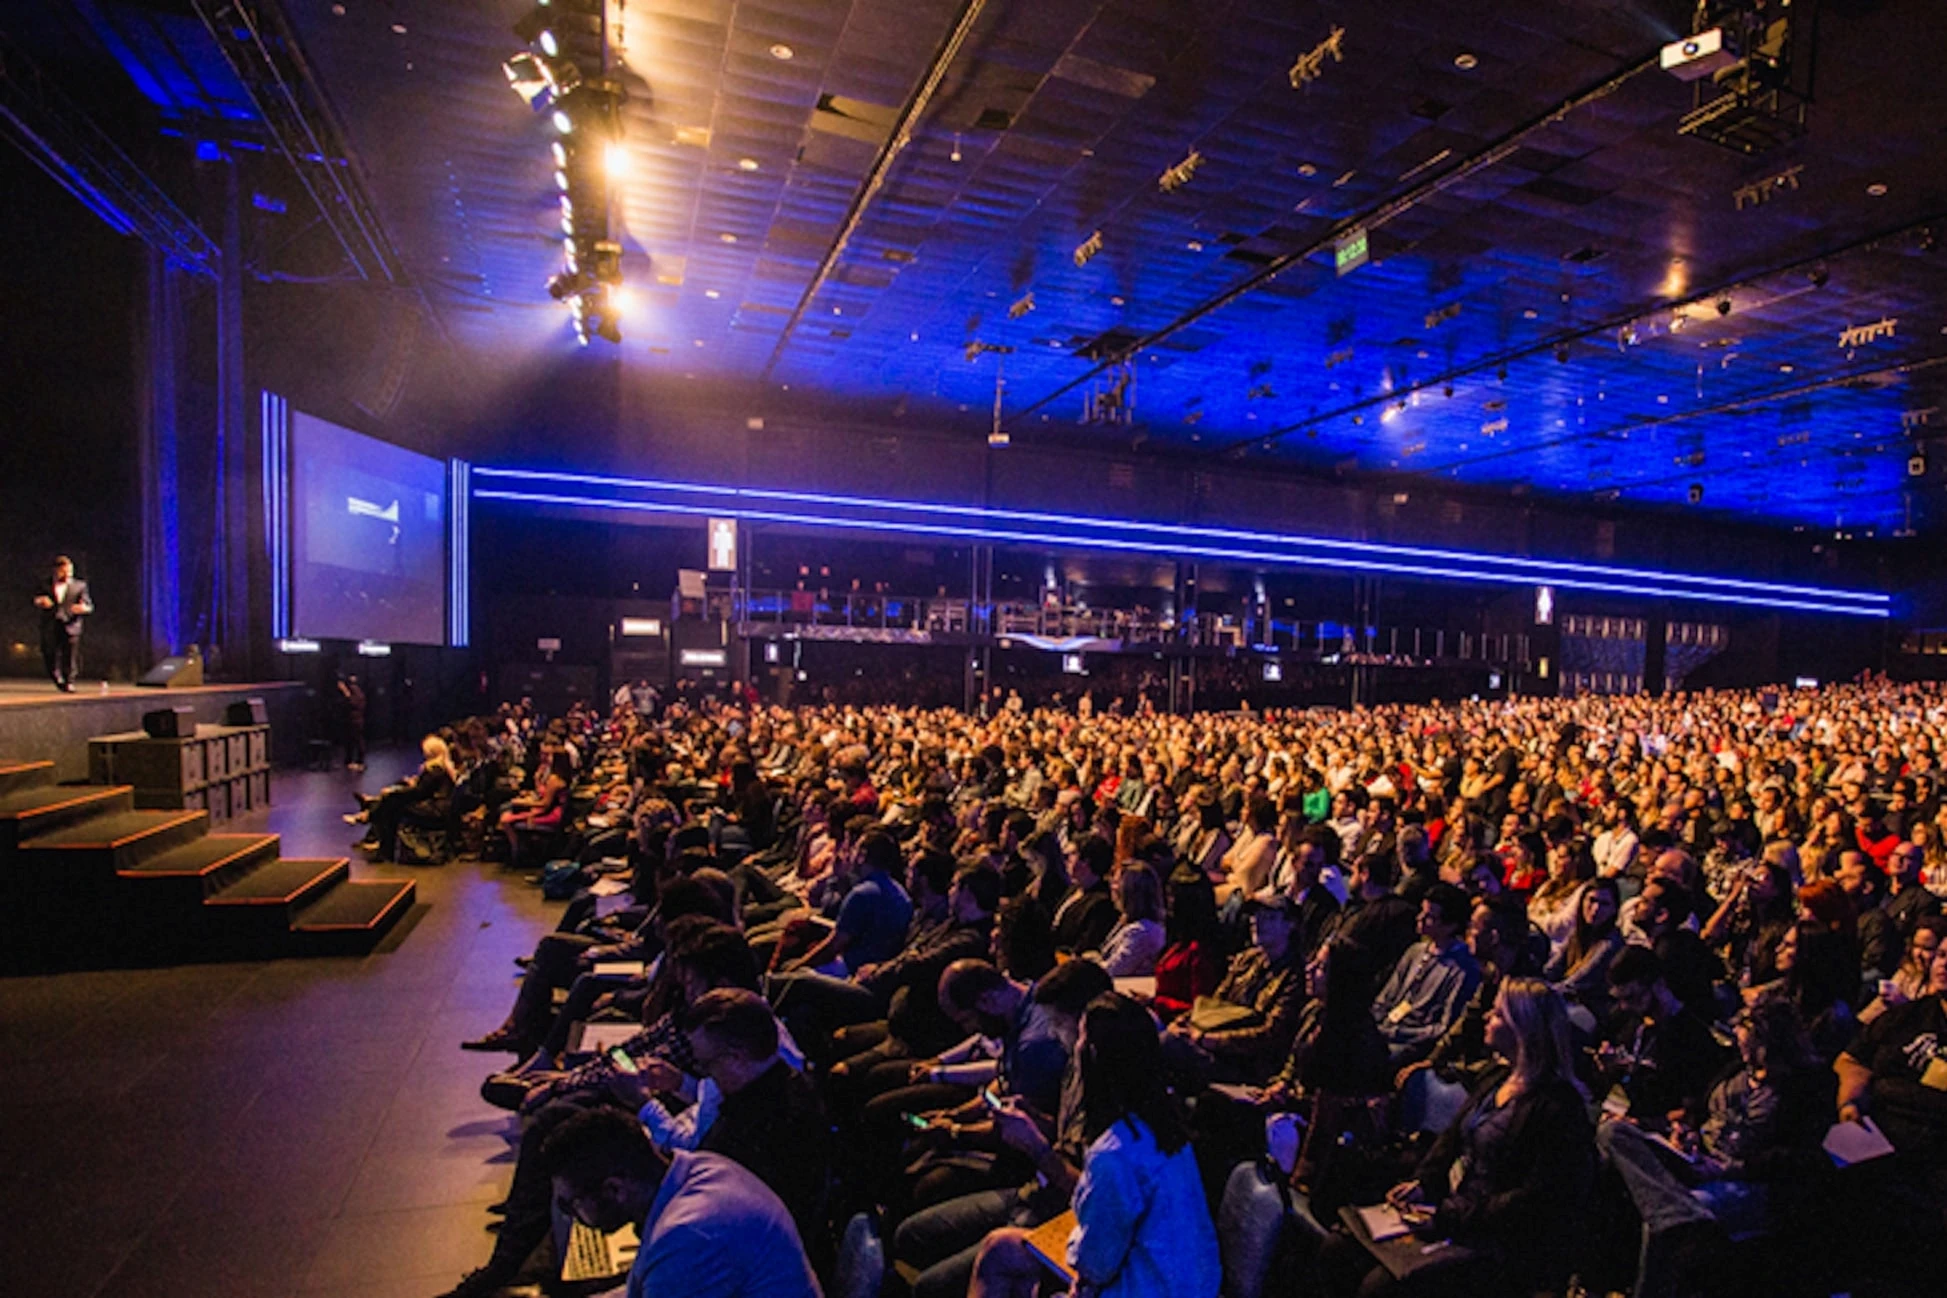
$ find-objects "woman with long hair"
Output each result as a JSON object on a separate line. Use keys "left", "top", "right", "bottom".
{"left": 1528, "top": 841, "right": 1593, "bottom": 955}
{"left": 970, "top": 994, "right": 1221, "bottom": 1298}
{"left": 1331, "top": 978, "right": 1594, "bottom": 1297}
{"left": 1860, "top": 913, "right": 1947, "bottom": 1023}
{"left": 347, "top": 734, "right": 458, "bottom": 860}
{"left": 1545, "top": 876, "right": 1625, "bottom": 1019}
{"left": 1096, "top": 864, "right": 1167, "bottom": 976}
{"left": 1151, "top": 869, "right": 1225, "bottom": 1018}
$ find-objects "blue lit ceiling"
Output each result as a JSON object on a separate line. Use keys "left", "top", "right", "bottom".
{"left": 59, "top": 0, "right": 1947, "bottom": 532}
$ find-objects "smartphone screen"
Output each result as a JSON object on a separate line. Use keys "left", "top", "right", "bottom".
{"left": 608, "top": 1047, "right": 640, "bottom": 1075}
{"left": 902, "top": 1111, "right": 932, "bottom": 1130}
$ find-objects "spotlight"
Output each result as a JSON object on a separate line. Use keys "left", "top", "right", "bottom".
{"left": 560, "top": 196, "right": 574, "bottom": 218}
{"left": 604, "top": 142, "right": 629, "bottom": 178}
{"left": 503, "top": 53, "right": 551, "bottom": 108}
{"left": 551, "top": 141, "right": 568, "bottom": 167}
{"left": 552, "top": 108, "right": 574, "bottom": 134}
{"left": 555, "top": 170, "right": 570, "bottom": 190}
{"left": 537, "top": 30, "right": 558, "bottom": 57}
{"left": 561, "top": 213, "right": 574, "bottom": 234}
{"left": 1715, "top": 297, "right": 1732, "bottom": 316}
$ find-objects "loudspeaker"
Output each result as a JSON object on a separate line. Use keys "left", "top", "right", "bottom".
{"left": 143, "top": 706, "right": 197, "bottom": 739}
{"left": 224, "top": 698, "right": 269, "bottom": 726}
{"left": 137, "top": 654, "right": 203, "bottom": 688}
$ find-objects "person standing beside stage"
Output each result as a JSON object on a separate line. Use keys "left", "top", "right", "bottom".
{"left": 32, "top": 555, "right": 92, "bottom": 692}
{"left": 336, "top": 672, "right": 367, "bottom": 772}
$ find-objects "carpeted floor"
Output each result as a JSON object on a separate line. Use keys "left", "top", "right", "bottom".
{"left": 0, "top": 748, "right": 556, "bottom": 1298}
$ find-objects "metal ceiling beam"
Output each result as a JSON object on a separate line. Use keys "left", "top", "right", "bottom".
{"left": 760, "top": 0, "right": 989, "bottom": 378}
{"left": 1229, "top": 210, "right": 1947, "bottom": 468}
{"left": 189, "top": 0, "right": 405, "bottom": 283}
{"left": 1002, "top": 51, "right": 1662, "bottom": 429}
{"left": 0, "top": 28, "right": 218, "bottom": 276}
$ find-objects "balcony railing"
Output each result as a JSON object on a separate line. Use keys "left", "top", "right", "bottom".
{"left": 724, "top": 589, "right": 1531, "bottom": 665}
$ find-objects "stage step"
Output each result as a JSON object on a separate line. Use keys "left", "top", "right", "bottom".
{"left": 0, "top": 784, "right": 135, "bottom": 847}
{"left": 0, "top": 760, "right": 55, "bottom": 796}
{"left": 17, "top": 809, "right": 208, "bottom": 871}
{"left": 207, "top": 857, "right": 350, "bottom": 914}
{"left": 292, "top": 878, "right": 417, "bottom": 953}
{"left": 120, "top": 833, "right": 282, "bottom": 896}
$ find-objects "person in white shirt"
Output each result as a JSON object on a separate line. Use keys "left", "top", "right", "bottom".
{"left": 1095, "top": 864, "right": 1167, "bottom": 976}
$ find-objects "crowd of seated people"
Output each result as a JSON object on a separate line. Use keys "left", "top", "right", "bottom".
{"left": 395, "top": 674, "right": 1947, "bottom": 1298}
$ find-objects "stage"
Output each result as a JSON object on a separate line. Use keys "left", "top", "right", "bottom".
{"left": 0, "top": 679, "right": 314, "bottom": 780}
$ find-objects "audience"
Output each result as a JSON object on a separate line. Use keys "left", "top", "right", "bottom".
{"left": 403, "top": 675, "right": 1947, "bottom": 1298}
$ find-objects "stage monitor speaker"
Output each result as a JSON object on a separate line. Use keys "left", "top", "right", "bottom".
{"left": 137, "top": 655, "right": 203, "bottom": 688}
{"left": 224, "top": 698, "right": 269, "bottom": 726}
{"left": 143, "top": 706, "right": 197, "bottom": 739}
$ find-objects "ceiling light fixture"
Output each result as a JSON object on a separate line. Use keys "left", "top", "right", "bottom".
{"left": 551, "top": 141, "right": 568, "bottom": 167}
{"left": 770, "top": 43, "right": 794, "bottom": 60}
{"left": 719, "top": 232, "right": 738, "bottom": 243}
{"left": 1453, "top": 52, "right": 1477, "bottom": 69}
{"left": 538, "top": 30, "right": 558, "bottom": 57}
{"left": 1867, "top": 182, "right": 1888, "bottom": 197}
{"left": 950, "top": 133, "right": 963, "bottom": 163}
{"left": 705, "top": 289, "right": 721, "bottom": 299}
{"left": 604, "top": 141, "right": 628, "bottom": 178}
{"left": 737, "top": 157, "right": 759, "bottom": 171}
{"left": 554, "top": 170, "right": 570, "bottom": 190}
{"left": 552, "top": 108, "right": 574, "bottom": 134}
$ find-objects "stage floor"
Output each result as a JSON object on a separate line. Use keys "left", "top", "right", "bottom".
{"left": 0, "top": 678, "right": 288, "bottom": 706}
{"left": 0, "top": 750, "right": 553, "bottom": 1298}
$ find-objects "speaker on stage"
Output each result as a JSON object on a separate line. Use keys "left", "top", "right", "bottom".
{"left": 143, "top": 707, "right": 197, "bottom": 739}
{"left": 137, "top": 648, "right": 203, "bottom": 689}
{"left": 224, "top": 698, "right": 269, "bottom": 726}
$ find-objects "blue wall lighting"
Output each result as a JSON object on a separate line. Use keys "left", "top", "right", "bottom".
{"left": 470, "top": 468, "right": 1891, "bottom": 618}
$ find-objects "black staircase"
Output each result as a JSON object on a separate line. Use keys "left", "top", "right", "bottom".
{"left": 0, "top": 758, "right": 414, "bottom": 973}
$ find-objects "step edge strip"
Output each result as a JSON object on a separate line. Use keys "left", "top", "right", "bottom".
{"left": 293, "top": 881, "right": 417, "bottom": 931}
{"left": 25, "top": 811, "right": 204, "bottom": 850}
{"left": 0, "top": 786, "right": 134, "bottom": 820}
{"left": 116, "top": 835, "right": 281, "bottom": 878}
{"left": 205, "top": 859, "right": 350, "bottom": 906}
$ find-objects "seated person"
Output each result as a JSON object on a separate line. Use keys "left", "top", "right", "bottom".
{"left": 345, "top": 734, "right": 456, "bottom": 858}
{"left": 1150, "top": 868, "right": 1225, "bottom": 1018}
{"left": 772, "top": 859, "right": 997, "bottom": 1065}
{"left": 1052, "top": 834, "right": 1120, "bottom": 955}
{"left": 540, "top": 1107, "right": 820, "bottom": 1298}
{"left": 1162, "top": 894, "right": 1307, "bottom": 1083}
{"left": 1600, "top": 998, "right": 1823, "bottom": 1298}
{"left": 1597, "top": 947, "right": 1732, "bottom": 1129}
{"left": 1094, "top": 862, "right": 1167, "bottom": 976}
{"left": 967, "top": 993, "right": 1223, "bottom": 1298}
{"left": 1324, "top": 979, "right": 1596, "bottom": 1298}
{"left": 1369, "top": 883, "right": 1482, "bottom": 1067}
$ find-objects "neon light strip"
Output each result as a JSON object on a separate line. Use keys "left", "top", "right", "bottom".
{"left": 472, "top": 467, "right": 1887, "bottom": 607}
{"left": 450, "top": 460, "right": 471, "bottom": 647}
{"left": 473, "top": 488, "right": 1890, "bottom": 617}
{"left": 260, "top": 392, "right": 291, "bottom": 638}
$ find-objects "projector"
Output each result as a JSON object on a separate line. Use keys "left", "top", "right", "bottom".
{"left": 1661, "top": 28, "right": 1737, "bottom": 81}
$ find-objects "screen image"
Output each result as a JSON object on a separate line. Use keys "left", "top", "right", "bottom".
{"left": 291, "top": 411, "right": 446, "bottom": 645}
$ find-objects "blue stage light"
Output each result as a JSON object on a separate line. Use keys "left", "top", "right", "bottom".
{"left": 470, "top": 480, "right": 1890, "bottom": 617}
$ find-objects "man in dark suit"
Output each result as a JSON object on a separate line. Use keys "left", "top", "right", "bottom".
{"left": 33, "top": 555, "right": 92, "bottom": 692}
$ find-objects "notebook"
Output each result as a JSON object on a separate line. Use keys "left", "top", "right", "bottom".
{"left": 593, "top": 961, "right": 647, "bottom": 978}
{"left": 1022, "top": 1209, "right": 1077, "bottom": 1285}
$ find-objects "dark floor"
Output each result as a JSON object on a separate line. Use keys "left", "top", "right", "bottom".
{"left": 0, "top": 749, "right": 555, "bottom": 1298}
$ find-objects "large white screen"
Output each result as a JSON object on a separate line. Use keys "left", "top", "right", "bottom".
{"left": 291, "top": 411, "right": 446, "bottom": 646}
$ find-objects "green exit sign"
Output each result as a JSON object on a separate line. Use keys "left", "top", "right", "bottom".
{"left": 1335, "top": 227, "right": 1369, "bottom": 276}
